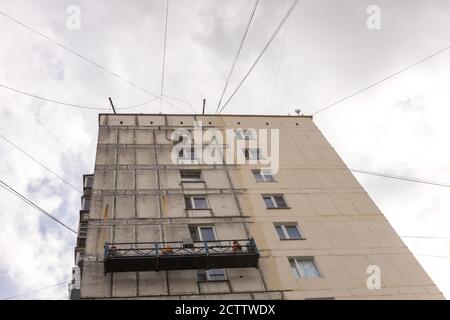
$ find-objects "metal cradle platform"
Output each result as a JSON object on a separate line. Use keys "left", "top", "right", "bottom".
{"left": 103, "top": 239, "right": 259, "bottom": 273}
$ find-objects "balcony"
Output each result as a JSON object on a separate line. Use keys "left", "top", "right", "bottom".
{"left": 103, "top": 239, "right": 259, "bottom": 274}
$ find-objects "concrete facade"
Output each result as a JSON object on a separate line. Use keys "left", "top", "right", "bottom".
{"left": 75, "top": 114, "right": 444, "bottom": 300}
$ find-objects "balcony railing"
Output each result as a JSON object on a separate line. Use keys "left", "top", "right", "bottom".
{"left": 103, "top": 239, "right": 259, "bottom": 274}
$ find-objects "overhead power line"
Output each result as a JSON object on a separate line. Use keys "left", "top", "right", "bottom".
{"left": 4, "top": 90, "right": 91, "bottom": 171}
{"left": 218, "top": 0, "right": 300, "bottom": 114}
{"left": 160, "top": 0, "right": 170, "bottom": 113}
{"left": 0, "top": 10, "right": 172, "bottom": 105}
{"left": 2, "top": 280, "right": 68, "bottom": 300}
{"left": 312, "top": 44, "right": 450, "bottom": 115}
{"left": 0, "top": 133, "right": 82, "bottom": 193}
{"left": 0, "top": 179, "right": 78, "bottom": 234}
{"left": 350, "top": 168, "right": 450, "bottom": 188}
{"left": 416, "top": 254, "right": 450, "bottom": 259}
{"left": 215, "top": 0, "right": 260, "bottom": 113}
{"left": 0, "top": 82, "right": 156, "bottom": 111}
{"left": 401, "top": 235, "right": 450, "bottom": 240}
{"left": 119, "top": 0, "right": 196, "bottom": 113}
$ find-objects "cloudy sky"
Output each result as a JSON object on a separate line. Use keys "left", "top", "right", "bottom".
{"left": 0, "top": 0, "right": 449, "bottom": 299}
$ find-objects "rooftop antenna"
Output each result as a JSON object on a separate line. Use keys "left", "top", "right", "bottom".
{"left": 202, "top": 99, "right": 206, "bottom": 115}
{"left": 108, "top": 97, "right": 117, "bottom": 114}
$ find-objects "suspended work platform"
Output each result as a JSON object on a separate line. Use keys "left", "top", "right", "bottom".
{"left": 103, "top": 238, "right": 259, "bottom": 273}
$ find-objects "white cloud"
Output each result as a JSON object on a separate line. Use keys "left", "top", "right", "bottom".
{"left": 0, "top": 0, "right": 449, "bottom": 299}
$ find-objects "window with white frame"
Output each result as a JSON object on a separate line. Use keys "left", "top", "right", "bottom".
{"left": 275, "top": 223, "right": 302, "bottom": 240}
{"left": 252, "top": 169, "right": 275, "bottom": 182}
{"left": 235, "top": 129, "right": 256, "bottom": 140}
{"left": 188, "top": 225, "right": 216, "bottom": 242}
{"left": 244, "top": 148, "right": 263, "bottom": 160}
{"left": 188, "top": 225, "right": 227, "bottom": 281}
{"left": 289, "top": 257, "right": 321, "bottom": 279}
{"left": 263, "top": 195, "right": 288, "bottom": 209}
{"left": 185, "top": 196, "right": 209, "bottom": 209}
{"left": 180, "top": 169, "right": 202, "bottom": 182}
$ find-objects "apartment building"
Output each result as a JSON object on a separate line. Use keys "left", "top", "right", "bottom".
{"left": 70, "top": 113, "right": 444, "bottom": 300}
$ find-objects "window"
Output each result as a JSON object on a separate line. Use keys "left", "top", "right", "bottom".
{"left": 197, "top": 269, "right": 227, "bottom": 281}
{"left": 189, "top": 225, "right": 216, "bottom": 242}
{"left": 289, "top": 258, "right": 321, "bottom": 279}
{"left": 79, "top": 222, "right": 88, "bottom": 237}
{"left": 244, "top": 148, "right": 262, "bottom": 160}
{"left": 252, "top": 170, "right": 275, "bottom": 182}
{"left": 84, "top": 175, "right": 93, "bottom": 188}
{"left": 185, "top": 196, "right": 209, "bottom": 209}
{"left": 189, "top": 225, "right": 227, "bottom": 281}
{"left": 263, "top": 195, "right": 288, "bottom": 209}
{"left": 180, "top": 170, "right": 202, "bottom": 182}
{"left": 235, "top": 129, "right": 256, "bottom": 140}
{"left": 275, "top": 224, "right": 302, "bottom": 240}
{"left": 81, "top": 196, "right": 91, "bottom": 210}
{"left": 198, "top": 226, "right": 215, "bottom": 241}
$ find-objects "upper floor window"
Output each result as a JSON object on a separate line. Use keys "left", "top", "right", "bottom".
{"left": 180, "top": 169, "right": 202, "bottom": 182}
{"left": 244, "top": 148, "right": 262, "bottom": 160}
{"left": 81, "top": 196, "right": 91, "bottom": 211}
{"left": 235, "top": 129, "right": 256, "bottom": 140}
{"left": 84, "top": 175, "right": 93, "bottom": 188}
{"left": 189, "top": 225, "right": 216, "bottom": 242}
{"left": 185, "top": 196, "right": 209, "bottom": 209}
{"left": 275, "top": 223, "right": 302, "bottom": 240}
{"left": 188, "top": 225, "right": 226, "bottom": 281}
{"left": 263, "top": 195, "right": 288, "bottom": 209}
{"left": 252, "top": 170, "right": 275, "bottom": 182}
{"left": 289, "top": 257, "right": 321, "bottom": 279}
{"left": 197, "top": 268, "right": 227, "bottom": 281}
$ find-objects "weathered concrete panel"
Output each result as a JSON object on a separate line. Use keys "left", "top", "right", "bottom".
{"left": 202, "top": 169, "right": 230, "bottom": 189}
{"left": 227, "top": 268, "right": 265, "bottom": 292}
{"left": 108, "top": 115, "right": 136, "bottom": 126}
{"left": 115, "top": 195, "right": 135, "bottom": 219}
{"left": 96, "top": 147, "right": 116, "bottom": 165}
{"left": 135, "top": 130, "right": 154, "bottom": 144}
{"left": 89, "top": 194, "right": 114, "bottom": 220}
{"left": 136, "top": 170, "right": 157, "bottom": 189}
{"left": 137, "top": 115, "right": 165, "bottom": 127}
{"left": 113, "top": 272, "right": 137, "bottom": 297}
{"left": 168, "top": 270, "right": 199, "bottom": 295}
{"left": 116, "top": 170, "right": 134, "bottom": 190}
{"left": 98, "top": 128, "right": 117, "bottom": 144}
{"left": 199, "top": 281, "right": 230, "bottom": 294}
{"left": 161, "top": 195, "right": 185, "bottom": 218}
{"left": 215, "top": 222, "right": 246, "bottom": 240}
{"left": 139, "top": 272, "right": 168, "bottom": 296}
{"left": 136, "top": 225, "right": 161, "bottom": 242}
{"left": 208, "top": 194, "right": 239, "bottom": 217}
{"left": 136, "top": 148, "right": 155, "bottom": 165}
{"left": 118, "top": 130, "right": 134, "bottom": 144}
{"left": 93, "top": 170, "right": 114, "bottom": 190}
{"left": 159, "top": 169, "right": 180, "bottom": 189}
{"left": 155, "top": 130, "right": 172, "bottom": 144}
{"left": 164, "top": 225, "right": 189, "bottom": 241}
{"left": 85, "top": 226, "right": 113, "bottom": 255}
{"left": 114, "top": 225, "right": 135, "bottom": 242}
{"left": 136, "top": 195, "right": 159, "bottom": 218}
{"left": 117, "top": 148, "right": 135, "bottom": 165}
{"left": 81, "top": 262, "right": 111, "bottom": 298}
